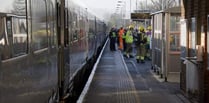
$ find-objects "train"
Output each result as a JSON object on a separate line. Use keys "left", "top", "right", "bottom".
{"left": 0, "top": 0, "right": 108, "bottom": 103}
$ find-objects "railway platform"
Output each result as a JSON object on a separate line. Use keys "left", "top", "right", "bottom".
{"left": 77, "top": 41, "right": 191, "bottom": 103}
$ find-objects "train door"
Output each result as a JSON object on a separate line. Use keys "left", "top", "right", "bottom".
{"left": 56, "top": 0, "right": 70, "bottom": 100}
{"left": 5, "top": 17, "right": 14, "bottom": 55}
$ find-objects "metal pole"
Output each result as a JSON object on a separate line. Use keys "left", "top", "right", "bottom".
{"left": 136, "top": 0, "right": 137, "bottom": 12}
{"left": 130, "top": 0, "right": 131, "bottom": 13}
{"left": 146, "top": 0, "right": 147, "bottom": 10}
{"left": 121, "top": 6, "right": 123, "bottom": 27}
{"left": 124, "top": 1, "right": 126, "bottom": 26}
{"left": 58, "top": 0, "right": 66, "bottom": 100}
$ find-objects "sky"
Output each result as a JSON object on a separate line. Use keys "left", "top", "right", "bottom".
{"left": 0, "top": 0, "right": 14, "bottom": 12}
{"left": 77, "top": 0, "right": 137, "bottom": 20}
{"left": 79, "top": 0, "right": 118, "bottom": 12}
{"left": 77, "top": 0, "right": 150, "bottom": 21}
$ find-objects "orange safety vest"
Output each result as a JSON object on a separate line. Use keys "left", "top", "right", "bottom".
{"left": 118, "top": 29, "right": 124, "bottom": 49}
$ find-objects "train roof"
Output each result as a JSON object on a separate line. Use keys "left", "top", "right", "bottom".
{"left": 151, "top": 6, "right": 181, "bottom": 15}
{"left": 0, "top": 12, "right": 7, "bottom": 16}
{"left": 0, "top": 12, "right": 26, "bottom": 17}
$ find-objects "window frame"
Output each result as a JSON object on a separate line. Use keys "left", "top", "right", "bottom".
{"left": 169, "top": 14, "right": 181, "bottom": 53}
{"left": 30, "top": 0, "right": 49, "bottom": 53}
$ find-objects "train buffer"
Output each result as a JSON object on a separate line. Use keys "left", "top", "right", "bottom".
{"left": 77, "top": 41, "right": 191, "bottom": 103}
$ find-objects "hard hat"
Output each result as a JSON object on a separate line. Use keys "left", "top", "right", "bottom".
{"left": 139, "top": 26, "right": 144, "bottom": 32}
{"left": 129, "top": 25, "right": 134, "bottom": 29}
{"left": 147, "top": 26, "right": 151, "bottom": 30}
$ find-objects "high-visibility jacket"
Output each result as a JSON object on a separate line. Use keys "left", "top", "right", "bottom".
{"left": 112, "top": 32, "right": 116, "bottom": 37}
{"left": 125, "top": 30, "right": 133, "bottom": 43}
{"left": 134, "top": 31, "right": 147, "bottom": 45}
{"left": 109, "top": 31, "right": 116, "bottom": 38}
{"left": 119, "top": 29, "right": 124, "bottom": 38}
{"left": 146, "top": 31, "right": 151, "bottom": 44}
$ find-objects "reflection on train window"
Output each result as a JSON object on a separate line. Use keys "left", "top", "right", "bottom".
{"left": 73, "top": 30, "right": 78, "bottom": 40}
{"left": 31, "top": 0, "right": 48, "bottom": 51}
{"left": 48, "top": 2, "right": 56, "bottom": 47}
{"left": 0, "top": 16, "right": 28, "bottom": 60}
{"left": 0, "top": 17, "right": 8, "bottom": 60}
{"left": 68, "top": 10, "right": 73, "bottom": 43}
{"left": 12, "top": 17, "right": 28, "bottom": 56}
{"left": 71, "top": 11, "right": 78, "bottom": 41}
{"left": 6, "top": 19, "right": 12, "bottom": 36}
{"left": 170, "top": 34, "right": 180, "bottom": 51}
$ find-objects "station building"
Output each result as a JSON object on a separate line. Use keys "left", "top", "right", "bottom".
{"left": 181, "top": 0, "right": 209, "bottom": 102}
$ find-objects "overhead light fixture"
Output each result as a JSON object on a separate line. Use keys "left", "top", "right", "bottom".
{"left": 117, "top": 4, "right": 121, "bottom": 6}
{"left": 118, "top": 1, "right": 122, "bottom": 3}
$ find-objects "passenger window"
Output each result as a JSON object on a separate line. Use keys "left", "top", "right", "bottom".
{"left": 64, "top": 9, "right": 69, "bottom": 46}
{"left": 6, "top": 19, "right": 12, "bottom": 36}
{"left": 72, "top": 12, "right": 78, "bottom": 41}
{"left": 0, "top": 17, "right": 8, "bottom": 60}
{"left": 31, "top": 0, "right": 48, "bottom": 51}
{"left": 0, "top": 16, "right": 28, "bottom": 60}
{"left": 12, "top": 17, "right": 28, "bottom": 56}
{"left": 73, "top": 29, "right": 78, "bottom": 40}
{"left": 48, "top": 2, "right": 56, "bottom": 47}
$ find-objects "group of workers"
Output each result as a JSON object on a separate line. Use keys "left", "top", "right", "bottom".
{"left": 109, "top": 25, "right": 152, "bottom": 63}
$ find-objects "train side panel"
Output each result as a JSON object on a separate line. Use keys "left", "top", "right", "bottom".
{"left": 0, "top": 0, "right": 59, "bottom": 103}
{"left": 67, "top": 2, "right": 89, "bottom": 78}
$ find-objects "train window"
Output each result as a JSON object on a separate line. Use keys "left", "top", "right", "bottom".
{"left": 49, "top": 2, "right": 56, "bottom": 47}
{"left": 71, "top": 12, "right": 78, "bottom": 41}
{"left": 31, "top": 0, "right": 48, "bottom": 51}
{"left": 12, "top": 17, "right": 28, "bottom": 56}
{"left": 68, "top": 10, "right": 72, "bottom": 43}
{"left": 64, "top": 8, "right": 69, "bottom": 46}
{"left": 0, "top": 17, "right": 8, "bottom": 60}
{"left": 79, "top": 11, "right": 84, "bottom": 38}
{"left": 6, "top": 18, "right": 12, "bottom": 36}
{"left": 89, "top": 19, "right": 95, "bottom": 39}
{"left": 0, "top": 16, "right": 28, "bottom": 60}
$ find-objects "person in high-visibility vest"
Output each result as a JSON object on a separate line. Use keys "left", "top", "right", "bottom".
{"left": 135, "top": 26, "right": 147, "bottom": 63}
{"left": 109, "top": 27, "right": 117, "bottom": 51}
{"left": 124, "top": 26, "right": 134, "bottom": 58}
{"left": 118, "top": 27, "right": 124, "bottom": 50}
{"left": 122, "top": 28, "right": 127, "bottom": 52}
{"left": 145, "top": 26, "right": 152, "bottom": 60}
